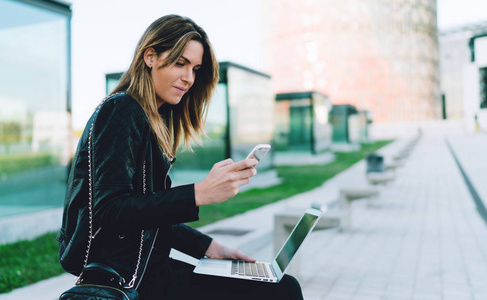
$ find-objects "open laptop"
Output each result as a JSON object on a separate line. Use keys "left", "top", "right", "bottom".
{"left": 193, "top": 207, "right": 322, "bottom": 283}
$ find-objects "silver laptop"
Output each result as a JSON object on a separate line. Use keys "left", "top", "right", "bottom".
{"left": 193, "top": 207, "right": 322, "bottom": 283}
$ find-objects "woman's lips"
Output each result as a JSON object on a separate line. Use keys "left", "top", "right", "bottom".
{"left": 174, "top": 86, "right": 186, "bottom": 94}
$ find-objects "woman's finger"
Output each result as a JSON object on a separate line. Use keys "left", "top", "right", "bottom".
{"left": 234, "top": 250, "right": 256, "bottom": 262}
{"left": 233, "top": 158, "right": 258, "bottom": 171}
{"left": 214, "top": 158, "right": 234, "bottom": 169}
{"left": 238, "top": 167, "right": 257, "bottom": 179}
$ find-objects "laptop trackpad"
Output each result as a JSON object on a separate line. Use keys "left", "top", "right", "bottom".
{"left": 194, "top": 258, "right": 231, "bottom": 276}
{"left": 202, "top": 260, "right": 227, "bottom": 269}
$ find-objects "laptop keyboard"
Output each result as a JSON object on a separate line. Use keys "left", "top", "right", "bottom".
{"left": 231, "top": 261, "right": 271, "bottom": 278}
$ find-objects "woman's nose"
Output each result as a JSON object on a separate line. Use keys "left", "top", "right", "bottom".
{"left": 182, "top": 68, "right": 195, "bottom": 85}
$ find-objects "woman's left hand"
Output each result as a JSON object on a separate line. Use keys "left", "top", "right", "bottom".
{"left": 204, "top": 240, "right": 256, "bottom": 262}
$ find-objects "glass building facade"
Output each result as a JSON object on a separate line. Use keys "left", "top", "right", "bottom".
{"left": 274, "top": 92, "right": 333, "bottom": 154}
{"left": 330, "top": 104, "right": 358, "bottom": 144}
{"left": 0, "top": 0, "right": 72, "bottom": 217}
{"left": 106, "top": 61, "right": 275, "bottom": 184}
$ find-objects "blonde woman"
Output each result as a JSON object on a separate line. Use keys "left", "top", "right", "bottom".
{"left": 58, "top": 15, "right": 303, "bottom": 299}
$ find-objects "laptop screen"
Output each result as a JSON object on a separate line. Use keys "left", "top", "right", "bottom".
{"left": 275, "top": 211, "right": 320, "bottom": 271}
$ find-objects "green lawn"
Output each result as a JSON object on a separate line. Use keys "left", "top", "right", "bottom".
{"left": 0, "top": 232, "right": 64, "bottom": 294}
{"left": 0, "top": 140, "right": 392, "bottom": 294}
{"left": 0, "top": 152, "right": 57, "bottom": 177}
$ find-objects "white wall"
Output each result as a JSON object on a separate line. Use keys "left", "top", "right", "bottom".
{"left": 463, "top": 65, "right": 481, "bottom": 132}
{"left": 462, "top": 36, "right": 487, "bottom": 132}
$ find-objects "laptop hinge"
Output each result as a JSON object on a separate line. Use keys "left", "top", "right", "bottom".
{"left": 270, "top": 265, "right": 278, "bottom": 279}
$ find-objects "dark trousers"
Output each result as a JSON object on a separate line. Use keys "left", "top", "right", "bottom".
{"left": 139, "top": 258, "right": 304, "bottom": 300}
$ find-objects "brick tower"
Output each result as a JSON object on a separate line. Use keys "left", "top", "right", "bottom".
{"left": 261, "top": 0, "right": 441, "bottom": 122}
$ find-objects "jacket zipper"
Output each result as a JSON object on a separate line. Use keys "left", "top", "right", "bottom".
{"left": 135, "top": 157, "right": 172, "bottom": 289}
{"left": 135, "top": 227, "right": 159, "bottom": 290}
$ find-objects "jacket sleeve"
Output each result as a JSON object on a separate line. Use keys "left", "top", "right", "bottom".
{"left": 90, "top": 95, "right": 200, "bottom": 230}
{"left": 168, "top": 224, "right": 213, "bottom": 258}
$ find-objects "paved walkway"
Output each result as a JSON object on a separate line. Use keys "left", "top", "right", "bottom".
{"left": 295, "top": 132, "right": 487, "bottom": 300}
{"left": 1, "top": 131, "right": 486, "bottom": 300}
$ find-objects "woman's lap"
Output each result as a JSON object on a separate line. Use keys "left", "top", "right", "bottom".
{"left": 139, "top": 258, "right": 303, "bottom": 300}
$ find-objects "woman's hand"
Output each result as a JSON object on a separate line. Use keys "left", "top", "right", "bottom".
{"left": 194, "top": 158, "right": 258, "bottom": 206}
{"left": 205, "top": 240, "right": 256, "bottom": 262}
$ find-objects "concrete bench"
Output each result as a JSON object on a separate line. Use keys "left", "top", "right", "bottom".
{"left": 392, "top": 135, "right": 421, "bottom": 162}
{"left": 273, "top": 205, "right": 341, "bottom": 280}
{"left": 385, "top": 161, "right": 403, "bottom": 172}
{"left": 366, "top": 172, "right": 396, "bottom": 186}
{"left": 338, "top": 187, "right": 380, "bottom": 215}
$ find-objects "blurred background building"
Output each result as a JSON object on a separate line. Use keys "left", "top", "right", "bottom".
{"left": 439, "top": 21, "right": 487, "bottom": 131}
{"left": 273, "top": 91, "right": 335, "bottom": 165}
{"left": 0, "top": 0, "right": 72, "bottom": 222}
{"left": 260, "top": 0, "right": 442, "bottom": 123}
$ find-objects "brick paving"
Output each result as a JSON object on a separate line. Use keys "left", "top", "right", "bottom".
{"left": 296, "top": 134, "right": 487, "bottom": 299}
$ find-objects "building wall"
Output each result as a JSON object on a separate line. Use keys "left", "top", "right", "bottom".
{"left": 0, "top": 0, "right": 71, "bottom": 221}
{"left": 439, "top": 22, "right": 487, "bottom": 128}
{"left": 439, "top": 30, "right": 472, "bottom": 120}
{"left": 261, "top": 0, "right": 441, "bottom": 123}
{"left": 463, "top": 35, "right": 487, "bottom": 132}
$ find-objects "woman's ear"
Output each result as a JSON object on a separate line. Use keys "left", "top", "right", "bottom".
{"left": 143, "top": 47, "right": 156, "bottom": 69}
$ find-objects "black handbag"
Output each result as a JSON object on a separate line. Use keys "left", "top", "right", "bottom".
{"left": 60, "top": 94, "right": 144, "bottom": 300}
{"left": 59, "top": 263, "right": 140, "bottom": 300}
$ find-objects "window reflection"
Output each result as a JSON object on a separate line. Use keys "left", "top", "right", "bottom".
{"left": 175, "top": 83, "right": 228, "bottom": 171}
{"left": 226, "top": 65, "right": 274, "bottom": 170}
{"left": 0, "top": 0, "right": 71, "bottom": 217}
{"left": 275, "top": 92, "right": 332, "bottom": 154}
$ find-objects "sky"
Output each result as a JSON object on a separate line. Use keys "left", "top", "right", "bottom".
{"left": 437, "top": 0, "right": 487, "bottom": 29}
{"left": 68, "top": 0, "right": 487, "bottom": 130}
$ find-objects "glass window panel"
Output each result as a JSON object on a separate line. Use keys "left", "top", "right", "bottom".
{"left": 173, "top": 83, "right": 228, "bottom": 172}
{"left": 331, "top": 105, "right": 357, "bottom": 144}
{"left": 274, "top": 101, "right": 291, "bottom": 151}
{"left": 289, "top": 106, "right": 312, "bottom": 151}
{"left": 226, "top": 66, "right": 274, "bottom": 170}
{"left": 0, "top": 0, "right": 70, "bottom": 217}
{"left": 312, "top": 93, "right": 332, "bottom": 153}
{"left": 274, "top": 97, "right": 314, "bottom": 153}
{"left": 106, "top": 77, "right": 121, "bottom": 94}
{"left": 480, "top": 67, "right": 487, "bottom": 109}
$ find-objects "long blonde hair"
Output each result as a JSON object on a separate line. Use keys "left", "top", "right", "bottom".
{"left": 113, "top": 15, "right": 219, "bottom": 158}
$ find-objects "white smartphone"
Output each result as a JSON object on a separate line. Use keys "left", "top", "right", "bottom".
{"left": 246, "top": 144, "right": 271, "bottom": 162}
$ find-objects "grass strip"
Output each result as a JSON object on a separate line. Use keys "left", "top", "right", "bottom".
{"left": 0, "top": 140, "right": 392, "bottom": 294}
{"left": 0, "top": 153, "right": 57, "bottom": 177}
{"left": 0, "top": 232, "right": 64, "bottom": 294}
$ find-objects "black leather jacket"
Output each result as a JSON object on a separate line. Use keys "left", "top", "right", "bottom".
{"left": 57, "top": 93, "right": 212, "bottom": 288}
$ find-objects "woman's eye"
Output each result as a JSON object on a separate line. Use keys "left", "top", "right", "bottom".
{"left": 176, "top": 62, "right": 184, "bottom": 66}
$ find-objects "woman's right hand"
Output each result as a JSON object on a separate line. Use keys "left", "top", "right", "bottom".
{"left": 205, "top": 240, "right": 256, "bottom": 262}
{"left": 194, "top": 158, "right": 258, "bottom": 206}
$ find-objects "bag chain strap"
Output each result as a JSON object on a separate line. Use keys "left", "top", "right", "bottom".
{"left": 77, "top": 92, "right": 145, "bottom": 289}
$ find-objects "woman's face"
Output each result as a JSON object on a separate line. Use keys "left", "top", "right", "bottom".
{"left": 149, "top": 40, "right": 204, "bottom": 107}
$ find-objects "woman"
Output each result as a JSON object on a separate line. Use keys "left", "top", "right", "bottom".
{"left": 58, "top": 14, "right": 303, "bottom": 299}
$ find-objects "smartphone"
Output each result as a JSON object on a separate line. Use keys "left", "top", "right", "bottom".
{"left": 246, "top": 144, "right": 271, "bottom": 162}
